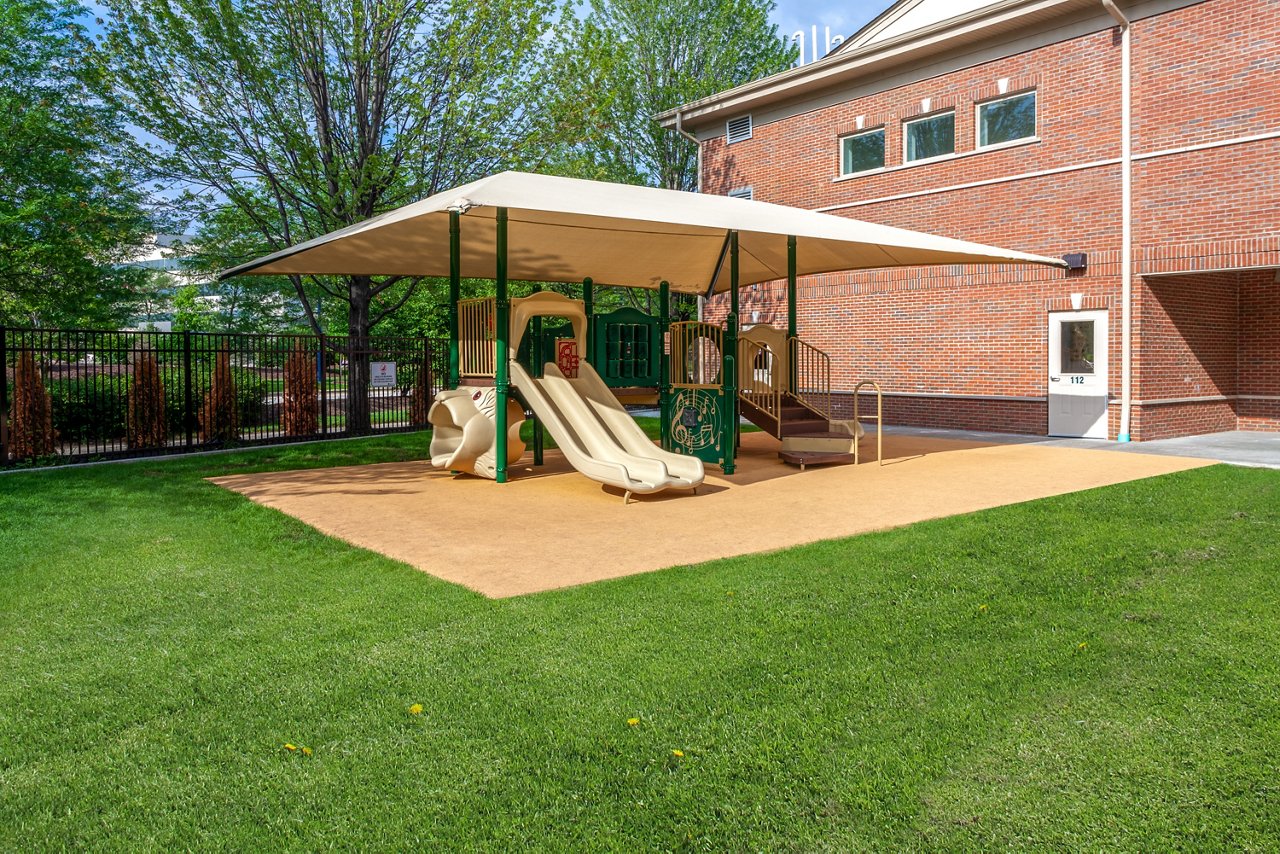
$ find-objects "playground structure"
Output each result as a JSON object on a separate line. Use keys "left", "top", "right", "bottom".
{"left": 220, "top": 170, "right": 1066, "bottom": 496}
{"left": 431, "top": 291, "right": 703, "bottom": 499}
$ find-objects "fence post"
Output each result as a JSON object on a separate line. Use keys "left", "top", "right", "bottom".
{"left": 183, "top": 330, "right": 194, "bottom": 449}
{"left": 0, "top": 325, "right": 8, "bottom": 466}
{"left": 318, "top": 333, "right": 328, "bottom": 435}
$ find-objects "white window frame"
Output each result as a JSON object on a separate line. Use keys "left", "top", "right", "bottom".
{"left": 839, "top": 127, "right": 886, "bottom": 176}
{"left": 975, "top": 90, "right": 1038, "bottom": 151}
{"left": 902, "top": 109, "right": 956, "bottom": 165}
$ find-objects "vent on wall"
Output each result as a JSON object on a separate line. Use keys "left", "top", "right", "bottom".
{"left": 726, "top": 115, "right": 753, "bottom": 144}
{"left": 727, "top": 186, "right": 753, "bottom": 200}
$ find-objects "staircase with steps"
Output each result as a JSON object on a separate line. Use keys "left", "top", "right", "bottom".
{"left": 734, "top": 328, "right": 876, "bottom": 470}
{"left": 735, "top": 386, "right": 861, "bottom": 471}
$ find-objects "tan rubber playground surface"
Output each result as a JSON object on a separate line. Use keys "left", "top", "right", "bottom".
{"left": 211, "top": 432, "right": 1213, "bottom": 598}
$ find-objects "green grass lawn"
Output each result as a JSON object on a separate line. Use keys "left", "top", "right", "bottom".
{"left": 1, "top": 434, "right": 1278, "bottom": 850}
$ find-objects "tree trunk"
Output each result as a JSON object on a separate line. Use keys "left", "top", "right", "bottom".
{"left": 346, "top": 276, "right": 372, "bottom": 434}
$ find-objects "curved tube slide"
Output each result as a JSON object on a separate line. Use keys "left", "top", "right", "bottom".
{"left": 428, "top": 387, "right": 526, "bottom": 479}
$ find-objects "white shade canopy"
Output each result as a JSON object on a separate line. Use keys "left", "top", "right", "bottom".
{"left": 220, "top": 170, "right": 1065, "bottom": 294}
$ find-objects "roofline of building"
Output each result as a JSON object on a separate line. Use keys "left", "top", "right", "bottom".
{"left": 657, "top": 0, "right": 1100, "bottom": 132}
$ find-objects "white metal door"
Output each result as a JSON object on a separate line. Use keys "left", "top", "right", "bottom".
{"left": 1048, "top": 310, "right": 1108, "bottom": 438}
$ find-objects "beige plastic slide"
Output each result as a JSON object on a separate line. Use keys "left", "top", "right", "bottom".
{"left": 428, "top": 386, "right": 526, "bottom": 479}
{"left": 510, "top": 361, "right": 703, "bottom": 498}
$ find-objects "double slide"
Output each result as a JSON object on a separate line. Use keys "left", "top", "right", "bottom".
{"left": 429, "top": 291, "right": 702, "bottom": 497}
{"left": 510, "top": 361, "right": 704, "bottom": 497}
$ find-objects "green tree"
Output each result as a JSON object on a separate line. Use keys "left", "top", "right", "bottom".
{"left": 0, "top": 0, "right": 155, "bottom": 326}
{"left": 101, "top": 0, "right": 603, "bottom": 431}
{"left": 581, "top": 0, "right": 795, "bottom": 191}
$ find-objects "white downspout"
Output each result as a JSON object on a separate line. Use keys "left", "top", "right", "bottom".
{"left": 1102, "top": 0, "right": 1133, "bottom": 441}
{"left": 674, "top": 110, "right": 706, "bottom": 320}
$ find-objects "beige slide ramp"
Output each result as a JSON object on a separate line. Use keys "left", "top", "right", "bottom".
{"left": 568, "top": 363, "right": 704, "bottom": 486}
{"left": 511, "top": 361, "right": 703, "bottom": 496}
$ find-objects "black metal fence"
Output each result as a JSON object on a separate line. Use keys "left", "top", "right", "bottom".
{"left": 1, "top": 326, "right": 447, "bottom": 467}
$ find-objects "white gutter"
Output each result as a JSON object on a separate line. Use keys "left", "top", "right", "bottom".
{"left": 1102, "top": 0, "right": 1133, "bottom": 442}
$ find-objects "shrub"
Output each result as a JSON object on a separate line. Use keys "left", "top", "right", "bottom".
{"left": 200, "top": 350, "right": 240, "bottom": 443}
{"left": 9, "top": 351, "right": 57, "bottom": 460}
{"left": 47, "top": 375, "right": 129, "bottom": 443}
{"left": 282, "top": 342, "right": 318, "bottom": 436}
{"left": 410, "top": 355, "right": 434, "bottom": 426}
{"left": 127, "top": 346, "right": 167, "bottom": 449}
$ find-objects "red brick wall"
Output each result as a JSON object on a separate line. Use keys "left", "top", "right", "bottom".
{"left": 1239, "top": 270, "right": 1280, "bottom": 431}
{"left": 1134, "top": 141, "right": 1280, "bottom": 247}
{"left": 696, "top": 0, "right": 1280, "bottom": 440}
{"left": 1134, "top": 0, "right": 1280, "bottom": 152}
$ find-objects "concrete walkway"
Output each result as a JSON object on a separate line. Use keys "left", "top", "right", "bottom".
{"left": 876, "top": 426, "right": 1280, "bottom": 470}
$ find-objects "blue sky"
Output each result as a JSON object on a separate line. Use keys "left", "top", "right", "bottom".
{"left": 770, "top": 0, "right": 889, "bottom": 59}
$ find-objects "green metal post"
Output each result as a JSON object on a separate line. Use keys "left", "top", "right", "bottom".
{"left": 583, "top": 277, "right": 594, "bottom": 361}
{"left": 787, "top": 235, "right": 798, "bottom": 339}
{"left": 658, "top": 280, "right": 671, "bottom": 450}
{"left": 787, "top": 234, "right": 798, "bottom": 394}
{"left": 723, "top": 231, "right": 739, "bottom": 475}
{"left": 532, "top": 313, "right": 544, "bottom": 465}
{"left": 448, "top": 210, "right": 461, "bottom": 389}
{"left": 495, "top": 208, "right": 510, "bottom": 483}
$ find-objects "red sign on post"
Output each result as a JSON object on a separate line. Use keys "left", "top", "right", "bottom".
{"left": 556, "top": 339, "right": 580, "bottom": 379}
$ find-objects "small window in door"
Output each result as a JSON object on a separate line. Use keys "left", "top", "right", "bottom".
{"left": 1060, "top": 320, "right": 1095, "bottom": 374}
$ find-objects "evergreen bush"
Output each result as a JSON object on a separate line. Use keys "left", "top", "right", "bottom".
{"left": 9, "top": 351, "right": 57, "bottom": 460}
{"left": 200, "top": 350, "right": 240, "bottom": 443}
{"left": 127, "top": 345, "right": 167, "bottom": 448}
{"left": 410, "top": 355, "right": 433, "bottom": 426}
{"left": 282, "top": 342, "right": 318, "bottom": 436}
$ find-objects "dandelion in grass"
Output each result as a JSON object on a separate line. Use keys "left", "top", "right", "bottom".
{"left": 301, "top": 747, "right": 313, "bottom": 757}
{"left": 671, "top": 749, "right": 684, "bottom": 758}
{"left": 408, "top": 703, "right": 424, "bottom": 715}
{"left": 1077, "top": 642, "right": 1088, "bottom": 652}
{"left": 283, "top": 743, "right": 297, "bottom": 752}
{"left": 627, "top": 718, "right": 640, "bottom": 727}
{"left": 978, "top": 604, "right": 988, "bottom": 614}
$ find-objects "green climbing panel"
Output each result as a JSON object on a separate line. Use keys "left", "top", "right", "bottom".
{"left": 590, "top": 307, "right": 659, "bottom": 387}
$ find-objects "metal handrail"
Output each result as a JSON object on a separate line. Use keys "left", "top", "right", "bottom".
{"left": 737, "top": 337, "right": 783, "bottom": 434}
{"left": 853, "top": 379, "right": 883, "bottom": 466}
{"left": 790, "top": 336, "right": 832, "bottom": 422}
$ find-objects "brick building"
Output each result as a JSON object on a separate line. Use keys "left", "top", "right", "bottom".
{"left": 662, "top": 0, "right": 1279, "bottom": 440}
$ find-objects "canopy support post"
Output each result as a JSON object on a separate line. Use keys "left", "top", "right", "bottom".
{"left": 495, "top": 207, "right": 510, "bottom": 484}
{"left": 659, "top": 280, "right": 671, "bottom": 451}
{"left": 787, "top": 235, "right": 797, "bottom": 339}
{"left": 583, "top": 277, "right": 594, "bottom": 359}
{"left": 448, "top": 210, "right": 461, "bottom": 390}
{"left": 723, "top": 231, "right": 739, "bottom": 475}
{"left": 532, "top": 303, "right": 544, "bottom": 466}
{"left": 787, "top": 234, "right": 798, "bottom": 394}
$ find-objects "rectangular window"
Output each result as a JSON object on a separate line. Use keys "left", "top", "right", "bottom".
{"left": 727, "top": 186, "right": 753, "bottom": 200}
{"left": 904, "top": 111, "right": 954, "bottom": 162}
{"left": 978, "top": 91, "right": 1037, "bottom": 148}
{"left": 841, "top": 128, "right": 885, "bottom": 175}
